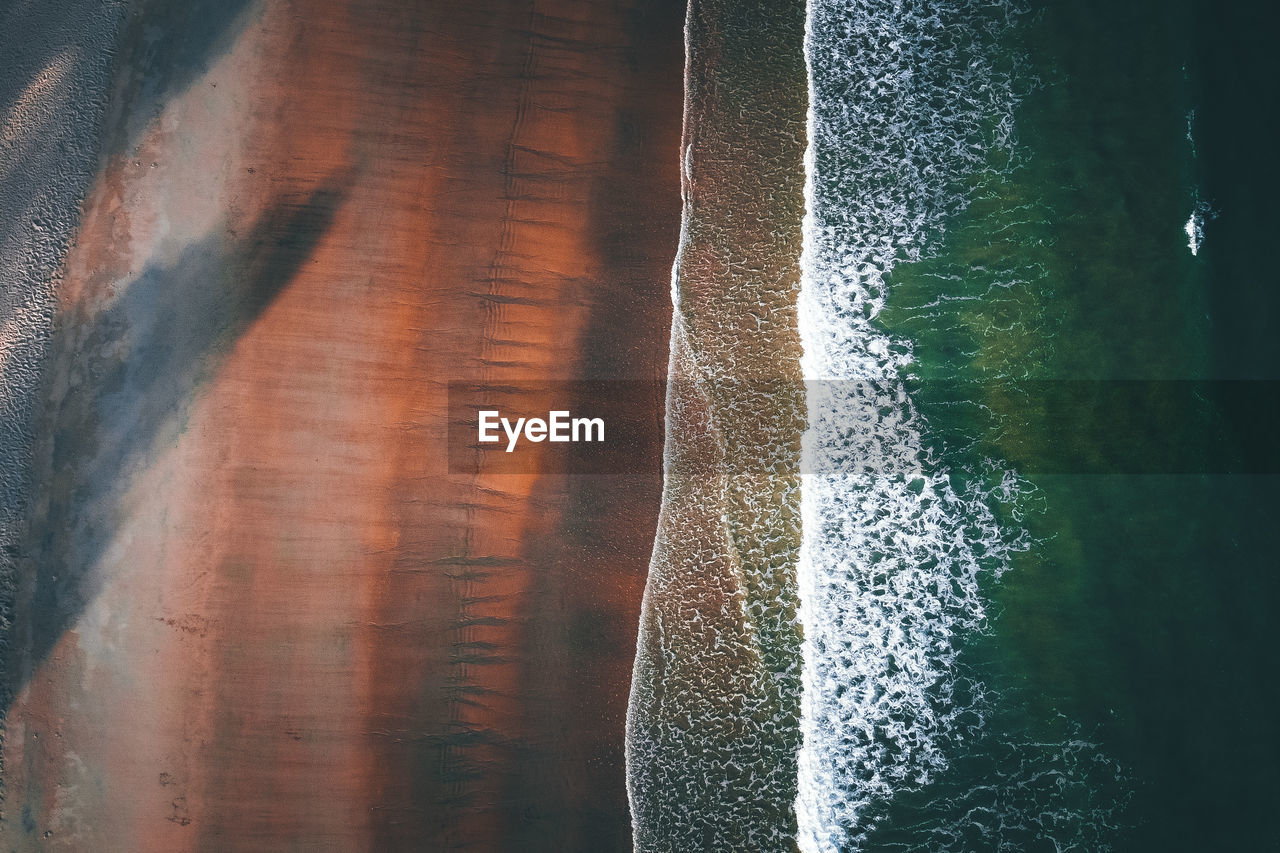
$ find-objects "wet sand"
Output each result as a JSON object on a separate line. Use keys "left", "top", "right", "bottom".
{"left": 0, "top": 0, "right": 682, "bottom": 850}
{"left": 626, "top": 0, "right": 808, "bottom": 850}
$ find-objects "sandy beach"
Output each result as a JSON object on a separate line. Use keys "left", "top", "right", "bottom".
{"left": 0, "top": 0, "right": 682, "bottom": 850}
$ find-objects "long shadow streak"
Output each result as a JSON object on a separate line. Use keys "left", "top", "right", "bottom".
{"left": 5, "top": 169, "right": 356, "bottom": 702}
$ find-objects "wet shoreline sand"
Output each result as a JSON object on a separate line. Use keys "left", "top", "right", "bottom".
{"left": 626, "top": 0, "right": 808, "bottom": 850}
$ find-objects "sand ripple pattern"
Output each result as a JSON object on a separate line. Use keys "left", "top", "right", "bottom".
{"left": 0, "top": 0, "right": 126, "bottom": 691}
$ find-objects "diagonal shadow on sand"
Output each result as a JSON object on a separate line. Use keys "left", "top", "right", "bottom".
{"left": 105, "top": 0, "right": 261, "bottom": 152}
{"left": 0, "top": 0, "right": 285, "bottom": 715}
{"left": 5, "top": 170, "right": 355, "bottom": 701}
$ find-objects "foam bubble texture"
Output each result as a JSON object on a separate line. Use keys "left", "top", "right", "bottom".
{"left": 796, "top": 1, "right": 1027, "bottom": 848}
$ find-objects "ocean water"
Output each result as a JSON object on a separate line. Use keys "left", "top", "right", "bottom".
{"left": 796, "top": 0, "right": 1280, "bottom": 849}
{"left": 636, "top": 0, "right": 1278, "bottom": 848}
{"left": 797, "top": 0, "right": 1036, "bottom": 848}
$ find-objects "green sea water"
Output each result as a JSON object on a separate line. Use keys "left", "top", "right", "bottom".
{"left": 870, "top": 0, "right": 1280, "bottom": 848}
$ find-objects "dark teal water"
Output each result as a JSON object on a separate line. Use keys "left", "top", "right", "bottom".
{"left": 871, "top": 0, "right": 1280, "bottom": 848}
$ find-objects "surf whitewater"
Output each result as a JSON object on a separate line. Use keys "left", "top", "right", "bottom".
{"left": 796, "top": 0, "right": 1029, "bottom": 849}
{"left": 629, "top": 0, "right": 1034, "bottom": 849}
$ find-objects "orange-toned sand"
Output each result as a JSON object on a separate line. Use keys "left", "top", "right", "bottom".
{"left": 0, "top": 1, "right": 682, "bottom": 850}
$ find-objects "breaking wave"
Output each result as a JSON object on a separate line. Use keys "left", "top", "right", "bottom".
{"left": 796, "top": 0, "right": 1030, "bottom": 848}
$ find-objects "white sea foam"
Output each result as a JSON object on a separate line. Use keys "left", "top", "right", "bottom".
{"left": 1185, "top": 114, "right": 1212, "bottom": 257}
{"left": 796, "top": 1, "right": 1028, "bottom": 848}
{"left": 1185, "top": 193, "right": 1213, "bottom": 257}
{"left": 1185, "top": 208, "right": 1203, "bottom": 256}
